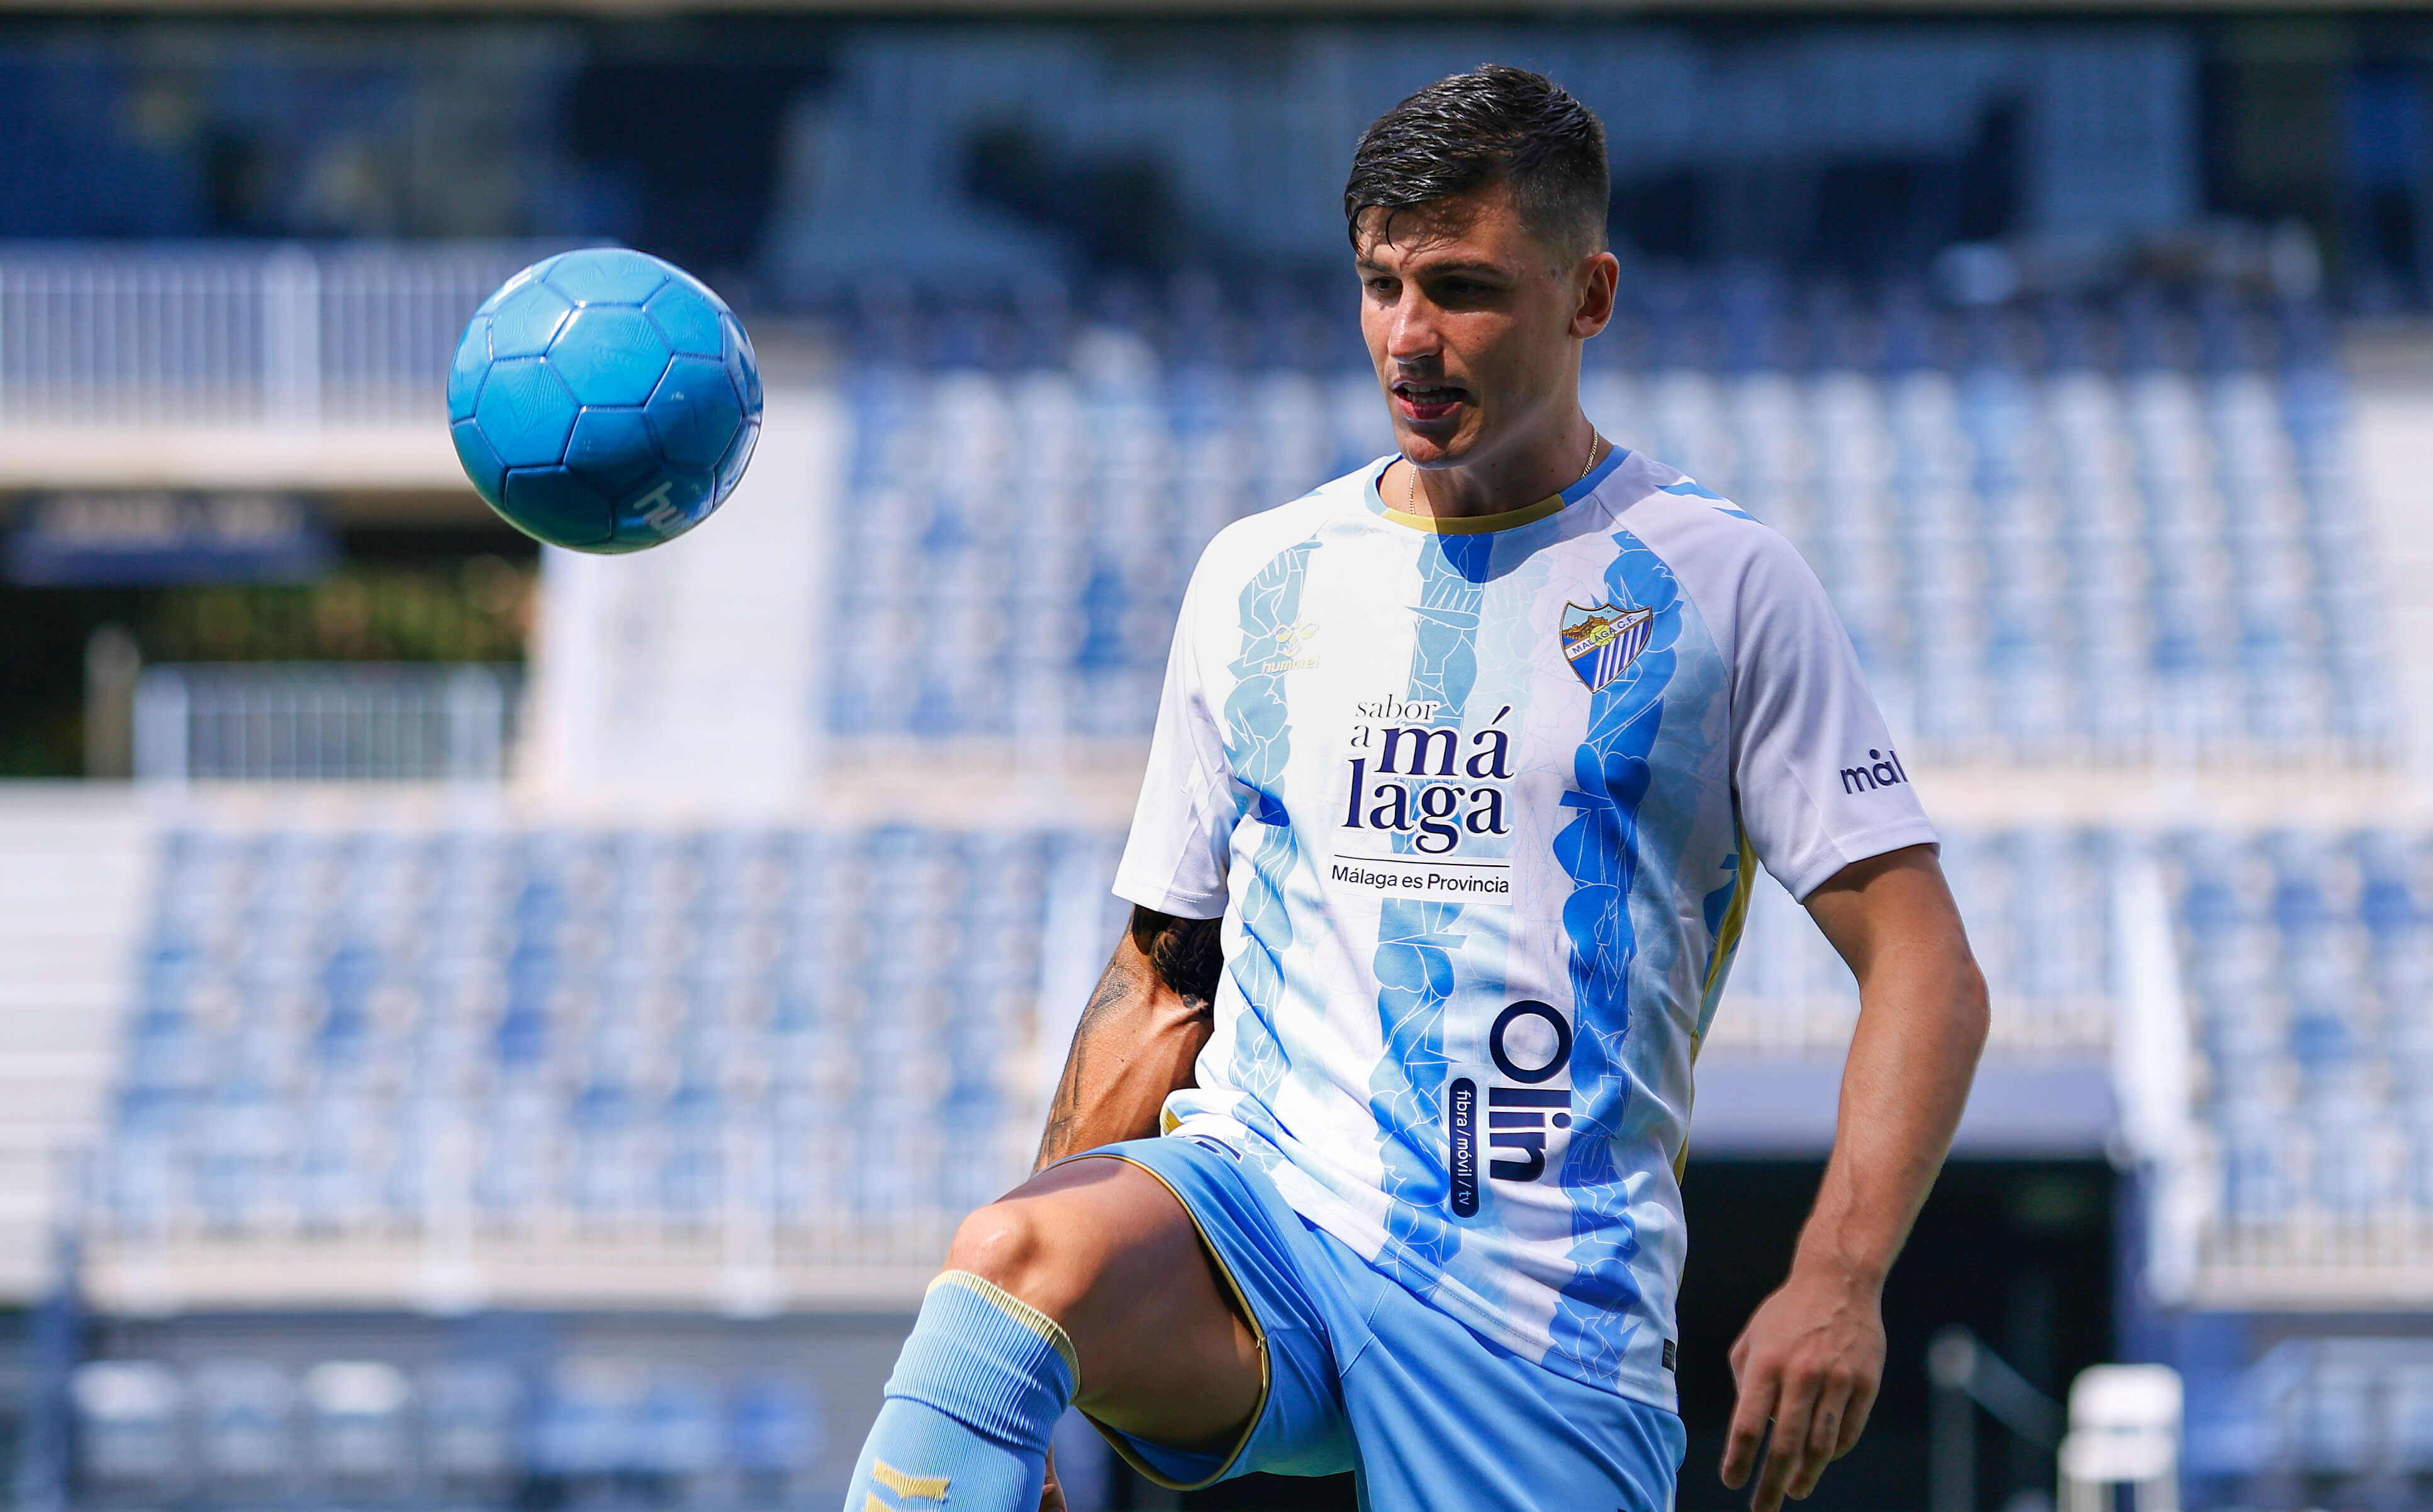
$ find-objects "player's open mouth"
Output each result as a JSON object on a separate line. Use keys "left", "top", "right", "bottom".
{"left": 1392, "top": 381, "right": 1467, "bottom": 422}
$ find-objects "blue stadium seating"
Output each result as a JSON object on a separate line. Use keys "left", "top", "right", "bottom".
{"left": 101, "top": 817, "right": 2156, "bottom": 1241}
{"left": 73, "top": 1355, "right": 822, "bottom": 1506}
{"left": 2167, "top": 829, "right": 2433, "bottom": 1229}
{"left": 2181, "top": 1338, "right": 2433, "bottom": 1496}
{"left": 819, "top": 282, "right": 2393, "bottom": 770}
{"left": 99, "top": 826, "right": 1068, "bottom": 1241}
{"left": 128, "top": 811, "right": 2433, "bottom": 1247}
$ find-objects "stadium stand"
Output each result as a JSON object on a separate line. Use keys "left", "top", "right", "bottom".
{"left": 821, "top": 279, "right": 2393, "bottom": 772}
{"left": 82, "top": 817, "right": 2109, "bottom": 1279}
{"left": 9, "top": 267, "right": 2427, "bottom": 1508}
{"left": 87, "top": 824, "right": 1121, "bottom": 1306}
{"left": 0, "top": 18, "right": 2426, "bottom": 1504}
{"left": 67, "top": 1325, "right": 855, "bottom": 1511}
{"left": 2161, "top": 827, "right": 2433, "bottom": 1294}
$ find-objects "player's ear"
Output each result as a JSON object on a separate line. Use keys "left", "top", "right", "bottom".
{"left": 1570, "top": 249, "right": 1620, "bottom": 340}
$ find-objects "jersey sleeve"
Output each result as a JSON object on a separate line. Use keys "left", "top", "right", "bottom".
{"left": 1729, "top": 529, "right": 1938, "bottom": 901}
{"left": 1112, "top": 566, "right": 1234, "bottom": 919}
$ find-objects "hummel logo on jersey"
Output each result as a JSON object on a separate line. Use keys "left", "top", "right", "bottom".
{"left": 1838, "top": 748, "right": 1911, "bottom": 795}
{"left": 1560, "top": 602, "right": 1654, "bottom": 691}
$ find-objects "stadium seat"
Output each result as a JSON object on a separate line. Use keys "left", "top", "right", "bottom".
{"left": 72, "top": 1360, "right": 183, "bottom": 1488}
{"left": 193, "top": 1360, "right": 298, "bottom": 1489}
{"left": 423, "top": 1362, "right": 524, "bottom": 1484}
{"left": 304, "top": 1360, "right": 413, "bottom": 1484}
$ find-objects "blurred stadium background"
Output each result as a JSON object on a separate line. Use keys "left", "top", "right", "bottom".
{"left": 1, "top": 4, "right": 2431, "bottom": 1511}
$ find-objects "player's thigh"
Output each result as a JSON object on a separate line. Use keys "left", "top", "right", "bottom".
{"left": 946, "top": 1156, "right": 1260, "bottom": 1448}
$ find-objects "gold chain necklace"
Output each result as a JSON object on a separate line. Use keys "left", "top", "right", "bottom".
{"left": 1406, "top": 431, "right": 1604, "bottom": 515}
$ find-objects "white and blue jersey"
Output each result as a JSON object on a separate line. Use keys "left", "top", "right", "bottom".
{"left": 1113, "top": 447, "right": 1936, "bottom": 1411}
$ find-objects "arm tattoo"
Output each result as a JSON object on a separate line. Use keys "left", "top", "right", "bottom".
{"left": 1035, "top": 960, "right": 1136, "bottom": 1167}
{"left": 1032, "top": 909, "right": 1222, "bottom": 1169}
{"left": 1133, "top": 909, "right": 1223, "bottom": 1016}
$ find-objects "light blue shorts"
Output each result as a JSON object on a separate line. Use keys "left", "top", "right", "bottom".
{"left": 1066, "top": 1134, "right": 1684, "bottom": 1512}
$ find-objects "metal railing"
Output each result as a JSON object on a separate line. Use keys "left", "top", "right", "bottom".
{"left": 131, "top": 664, "right": 520, "bottom": 782}
{"left": 0, "top": 243, "right": 568, "bottom": 428}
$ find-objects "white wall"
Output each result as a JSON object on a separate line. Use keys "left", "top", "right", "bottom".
{"left": 522, "top": 386, "right": 842, "bottom": 810}
{"left": 0, "top": 786, "right": 152, "bottom": 1299}
{"left": 2349, "top": 335, "right": 2433, "bottom": 794}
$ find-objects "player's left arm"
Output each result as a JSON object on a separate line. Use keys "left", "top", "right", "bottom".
{"left": 1720, "top": 842, "right": 1989, "bottom": 1512}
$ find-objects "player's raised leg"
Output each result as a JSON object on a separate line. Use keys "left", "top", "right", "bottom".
{"left": 839, "top": 1162, "right": 1256, "bottom": 1512}
{"left": 839, "top": 909, "right": 1250, "bottom": 1512}
{"left": 952, "top": 1158, "right": 1261, "bottom": 1446}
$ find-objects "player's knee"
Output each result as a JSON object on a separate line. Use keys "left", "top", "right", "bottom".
{"left": 944, "top": 1197, "right": 1066, "bottom": 1300}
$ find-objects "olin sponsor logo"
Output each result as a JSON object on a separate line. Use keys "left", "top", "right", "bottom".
{"left": 1448, "top": 1000, "right": 1574, "bottom": 1218}
{"left": 1838, "top": 746, "right": 1911, "bottom": 795}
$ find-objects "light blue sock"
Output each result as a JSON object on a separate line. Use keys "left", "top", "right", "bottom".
{"left": 842, "top": 1270, "right": 1080, "bottom": 1512}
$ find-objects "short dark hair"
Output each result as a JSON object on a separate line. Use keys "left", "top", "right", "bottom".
{"left": 1344, "top": 65, "right": 1609, "bottom": 261}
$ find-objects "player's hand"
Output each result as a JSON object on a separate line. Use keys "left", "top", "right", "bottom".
{"left": 1039, "top": 1445, "right": 1066, "bottom": 1512}
{"left": 1719, "top": 1262, "right": 1885, "bottom": 1511}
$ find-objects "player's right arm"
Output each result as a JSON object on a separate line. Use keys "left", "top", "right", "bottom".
{"left": 1027, "top": 905, "right": 1225, "bottom": 1512}
{"left": 1026, "top": 551, "right": 1235, "bottom": 1511}
{"left": 1033, "top": 906, "right": 1224, "bottom": 1171}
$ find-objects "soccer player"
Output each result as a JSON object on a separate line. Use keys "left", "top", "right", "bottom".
{"left": 841, "top": 65, "right": 1988, "bottom": 1512}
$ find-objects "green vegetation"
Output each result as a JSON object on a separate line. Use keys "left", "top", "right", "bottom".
{"left": 0, "top": 554, "right": 536, "bottom": 777}
{"left": 141, "top": 556, "right": 532, "bottom": 664}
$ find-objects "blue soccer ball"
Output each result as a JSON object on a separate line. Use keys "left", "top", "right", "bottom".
{"left": 448, "top": 248, "right": 761, "bottom": 553}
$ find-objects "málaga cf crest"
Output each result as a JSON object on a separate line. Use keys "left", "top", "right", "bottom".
{"left": 1560, "top": 602, "right": 1655, "bottom": 692}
